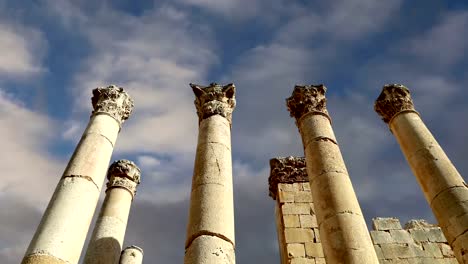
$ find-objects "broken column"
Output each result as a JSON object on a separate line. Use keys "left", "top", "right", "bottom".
{"left": 119, "top": 246, "right": 143, "bottom": 264}
{"left": 22, "top": 85, "right": 134, "bottom": 264}
{"left": 268, "top": 157, "right": 325, "bottom": 264}
{"left": 286, "top": 85, "right": 379, "bottom": 264}
{"left": 184, "top": 83, "right": 236, "bottom": 263}
{"left": 84, "top": 159, "right": 141, "bottom": 264}
{"left": 375, "top": 84, "right": 468, "bottom": 263}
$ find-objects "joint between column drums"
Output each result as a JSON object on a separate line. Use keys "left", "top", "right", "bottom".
{"left": 388, "top": 109, "right": 420, "bottom": 127}
{"left": 62, "top": 174, "right": 99, "bottom": 190}
{"left": 451, "top": 228, "right": 468, "bottom": 247}
{"left": 185, "top": 231, "right": 235, "bottom": 250}
{"left": 298, "top": 111, "right": 332, "bottom": 125}
{"left": 430, "top": 185, "right": 468, "bottom": 207}
{"left": 90, "top": 112, "right": 123, "bottom": 129}
{"left": 318, "top": 210, "right": 364, "bottom": 228}
{"left": 22, "top": 251, "right": 68, "bottom": 264}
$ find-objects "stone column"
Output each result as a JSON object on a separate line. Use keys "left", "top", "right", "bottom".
{"left": 375, "top": 84, "right": 468, "bottom": 263}
{"left": 22, "top": 85, "right": 134, "bottom": 264}
{"left": 269, "top": 157, "right": 325, "bottom": 264}
{"left": 119, "top": 246, "right": 143, "bottom": 264}
{"left": 184, "top": 83, "right": 236, "bottom": 264}
{"left": 286, "top": 85, "right": 379, "bottom": 264}
{"left": 84, "top": 159, "right": 141, "bottom": 264}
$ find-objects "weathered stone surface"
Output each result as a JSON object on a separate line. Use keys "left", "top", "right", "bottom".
{"left": 92, "top": 85, "right": 134, "bottom": 125}
{"left": 283, "top": 215, "right": 300, "bottom": 228}
{"left": 370, "top": 230, "right": 393, "bottom": 244}
{"left": 374, "top": 83, "right": 415, "bottom": 124}
{"left": 372, "top": 217, "right": 403, "bottom": 231}
{"left": 185, "top": 93, "right": 236, "bottom": 263}
{"left": 287, "top": 243, "right": 305, "bottom": 257}
{"left": 191, "top": 82, "right": 236, "bottom": 125}
{"left": 300, "top": 215, "right": 317, "bottom": 228}
{"left": 22, "top": 86, "right": 133, "bottom": 264}
{"left": 305, "top": 242, "right": 324, "bottom": 258}
{"left": 282, "top": 203, "right": 311, "bottom": 215}
{"left": 286, "top": 84, "right": 328, "bottom": 120}
{"left": 389, "top": 229, "right": 413, "bottom": 243}
{"left": 405, "top": 219, "right": 436, "bottom": 229}
{"left": 269, "top": 157, "right": 308, "bottom": 200}
{"left": 290, "top": 258, "right": 314, "bottom": 264}
{"left": 184, "top": 235, "right": 235, "bottom": 264}
{"left": 84, "top": 160, "right": 140, "bottom": 264}
{"left": 284, "top": 228, "right": 314, "bottom": 243}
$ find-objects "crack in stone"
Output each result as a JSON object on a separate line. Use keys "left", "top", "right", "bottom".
{"left": 430, "top": 185, "right": 467, "bottom": 207}
{"left": 62, "top": 174, "right": 99, "bottom": 190}
{"left": 185, "top": 231, "right": 235, "bottom": 250}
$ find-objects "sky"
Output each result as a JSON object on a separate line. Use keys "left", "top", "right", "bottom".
{"left": 0, "top": 0, "right": 467, "bottom": 263}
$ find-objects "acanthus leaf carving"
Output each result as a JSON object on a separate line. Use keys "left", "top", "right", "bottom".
{"left": 374, "top": 84, "right": 415, "bottom": 124}
{"left": 268, "top": 156, "right": 308, "bottom": 200}
{"left": 91, "top": 85, "right": 134, "bottom": 125}
{"left": 286, "top": 84, "right": 329, "bottom": 121}
{"left": 190, "top": 82, "right": 236, "bottom": 125}
{"left": 106, "top": 159, "right": 141, "bottom": 198}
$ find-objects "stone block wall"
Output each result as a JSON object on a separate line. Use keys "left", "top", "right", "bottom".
{"left": 371, "top": 218, "right": 457, "bottom": 263}
{"left": 274, "top": 182, "right": 326, "bottom": 264}
{"left": 269, "top": 156, "right": 459, "bottom": 264}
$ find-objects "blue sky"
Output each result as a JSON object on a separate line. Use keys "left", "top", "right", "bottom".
{"left": 0, "top": 0, "right": 467, "bottom": 263}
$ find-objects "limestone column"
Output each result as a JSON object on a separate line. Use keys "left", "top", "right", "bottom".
{"left": 286, "top": 85, "right": 379, "bottom": 264}
{"left": 184, "top": 83, "right": 236, "bottom": 263}
{"left": 119, "top": 246, "right": 143, "bottom": 264}
{"left": 268, "top": 157, "right": 325, "bottom": 264}
{"left": 84, "top": 159, "right": 141, "bottom": 264}
{"left": 22, "top": 85, "right": 134, "bottom": 264}
{"left": 374, "top": 84, "right": 468, "bottom": 263}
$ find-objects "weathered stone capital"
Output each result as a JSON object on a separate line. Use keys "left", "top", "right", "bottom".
{"left": 374, "top": 84, "right": 416, "bottom": 124}
{"left": 268, "top": 156, "right": 308, "bottom": 200}
{"left": 286, "top": 84, "right": 329, "bottom": 123}
{"left": 106, "top": 159, "right": 141, "bottom": 198}
{"left": 190, "top": 82, "right": 236, "bottom": 125}
{"left": 91, "top": 85, "right": 134, "bottom": 125}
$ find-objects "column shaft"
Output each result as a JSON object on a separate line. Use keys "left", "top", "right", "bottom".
{"left": 375, "top": 84, "right": 468, "bottom": 263}
{"left": 299, "top": 114, "right": 378, "bottom": 263}
{"left": 22, "top": 86, "right": 133, "bottom": 264}
{"left": 184, "top": 83, "right": 236, "bottom": 263}
{"left": 390, "top": 111, "right": 468, "bottom": 262}
{"left": 119, "top": 246, "right": 143, "bottom": 264}
{"left": 84, "top": 160, "right": 140, "bottom": 264}
{"left": 287, "top": 85, "right": 379, "bottom": 264}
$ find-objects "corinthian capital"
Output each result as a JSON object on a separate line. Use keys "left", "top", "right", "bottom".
{"left": 286, "top": 84, "right": 329, "bottom": 121}
{"left": 190, "top": 82, "right": 236, "bottom": 125}
{"left": 106, "top": 159, "right": 141, "bottom": 198}
{"left": 91, "top": 85, "right": 134, "bottom": 125}
{"left": 268, "top": 156, "right": 308, "bottom": 199}
{"left": 374, "top": 84, "right": 416, "bottom": 124}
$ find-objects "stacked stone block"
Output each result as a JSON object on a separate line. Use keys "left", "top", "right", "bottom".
{"left": 371, "top": 218, "right": 457, "bottom": 263}
{"left": 269, "top": 157, "right": 326, "bottom": 264}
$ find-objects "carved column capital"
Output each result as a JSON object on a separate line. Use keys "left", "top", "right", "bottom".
{"left": 190, "top": 82, "right": 236, "bottom": 125}
{"left": 92, "top": 85, "right": 134, "bottom": 125}
{"left": 286, "top": 85, "right": 329, "bottom": 123}
{"left": 106, "top": 159, "right": 141, "bottom": 198}
{"left": 268, "top": 156, "right": 308, "bottom": 200}
{"left": 374, "top": 84, "right": 416, "bottom": 124}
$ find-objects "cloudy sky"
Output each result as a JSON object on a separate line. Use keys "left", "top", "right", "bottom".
{"left": 0, "top": 0, "right": 467, "bottom": 263}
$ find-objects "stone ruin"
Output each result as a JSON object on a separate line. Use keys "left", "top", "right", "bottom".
{"left": 19, "top": 83, "right": 467, "bottom": 264}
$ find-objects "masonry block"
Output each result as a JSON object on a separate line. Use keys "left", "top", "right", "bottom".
{"left": 389, "top": 229, "right": 413, "bottom": 243}
{"left": 290, "top": 258, "right": 314, "bottom": 264}
{"left": 284, "top": 215, "right": 301, "bottom": 228}
{"left": 299, "top": 215, "right": 317, "bottom": 228}
{"left": 372, "top": 217, "right": 402, "bottom": 231}
{"left": 287, "top": 243, "right": 305, "bottom": 258}
{"left": 285, "top": 228, "right": 314, "bottom": 243}
{"left": 380, "top": 243, "right": 415, "bottom": 259}
{"left": 370, "top": 230, "right": 393, "bottom": 244}
{"left": 304, "top": 242, "right": 324, "bottom": 258}
{"left": 295, "top": 191, "right": 313, "bottom": 202}
{"left": 425, "top": 228, "right": 447, "bottom": 243}
{"left": 279, "top": 191, "right": 295, "bottom": 203}
{"left": 422, "top": 242, "right": 443, "bottom": 258}
{"left": 282, "top": 203, "right": 311, "bottom": 215}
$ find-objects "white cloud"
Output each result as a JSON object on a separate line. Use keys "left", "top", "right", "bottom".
{"left": 0, "top": 90, "right": 62, "bottom": 205}
{"left": 0, "top": 23, "right": 46, "bottom": 77}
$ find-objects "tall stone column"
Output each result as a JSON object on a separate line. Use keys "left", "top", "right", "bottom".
{"left": 286, "top": 85, "right": 379, "bottom": 264}
{"left": 269, "top": 157, "right": 326, "bottom": 264}
{"left": 375, "top": 84, "right": 468, "bottom": 263}
{"left": 119, "top": 246, "right": 143, "bottom": 264}
{"left": 184, "top": 83, "right": 236, "bottom": 263}
{"left": 22, "top": 85, "right": 134, "bottom": 264}
{"left": 84, "top": 159, "right": 141, "bottom": 264}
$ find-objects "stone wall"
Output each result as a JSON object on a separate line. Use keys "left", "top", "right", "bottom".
{"left": 371, "top": 218, "right": 457, "bottom": 264}
{"left": 269, "top": 156, "right": 459, "bottom": 264}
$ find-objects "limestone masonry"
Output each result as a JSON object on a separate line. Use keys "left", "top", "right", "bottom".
{"left": 21, "top": 83, "right": 467, "bottom": 264}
